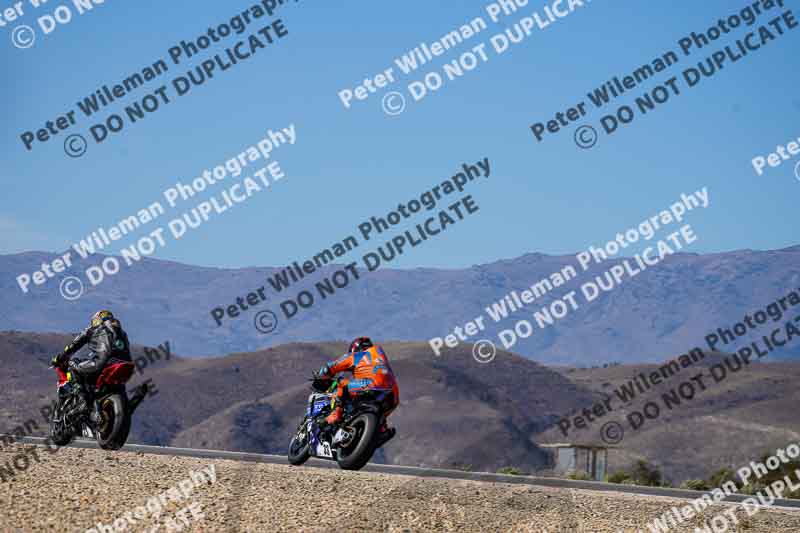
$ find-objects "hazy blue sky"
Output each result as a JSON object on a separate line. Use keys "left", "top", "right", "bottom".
{"left": 3, "top": 0, "right": 799, "bottom": 269}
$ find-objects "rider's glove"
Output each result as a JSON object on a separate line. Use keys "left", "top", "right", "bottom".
{"left": 51, "top": 354, "right": 64, "bottom": 367}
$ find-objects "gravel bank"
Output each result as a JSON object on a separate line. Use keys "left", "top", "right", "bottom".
{"left": 1, "top": 444, "right": 799, "bottom": 532}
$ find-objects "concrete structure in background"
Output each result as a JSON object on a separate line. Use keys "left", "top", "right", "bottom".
{"left": 541, "top": 443, "right": 610, "bottom": 481}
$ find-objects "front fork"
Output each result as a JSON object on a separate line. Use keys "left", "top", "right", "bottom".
{"left": 294, "top": 417, "right": 312, "bottom": 447}
{"left": 50, "top": 397, "right": 75, "bottom": 439}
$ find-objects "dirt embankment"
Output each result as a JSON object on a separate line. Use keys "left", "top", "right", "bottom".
{"left": 1, "top": 445, "right": 800, "bottom": 532}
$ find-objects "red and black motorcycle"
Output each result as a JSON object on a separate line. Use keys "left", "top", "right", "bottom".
{"left": 49, "top": 359, "right": 149, "bottom": 450}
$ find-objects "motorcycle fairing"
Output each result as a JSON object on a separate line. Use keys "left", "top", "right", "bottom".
{"left": 95, "top": 361, "right": 135, "bottom": 389}
{"left": 55, "top": 360, "right": 134, "bottom": 391}
{"left": 308, "top": 392, "right": 332, "bottom": 417}
{"left": 55, "top": 367, "right": 69, "bottom": 387}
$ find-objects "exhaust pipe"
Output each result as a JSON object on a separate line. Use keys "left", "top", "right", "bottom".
{"left": 375, "top": 427, "right": 396, "bottom": 449}
{"left": 127, "top": 383, "right": 150, "bottom": 415}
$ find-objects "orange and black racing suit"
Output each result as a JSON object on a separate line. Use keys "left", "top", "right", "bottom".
{"left": 319, "top": 345, "right": 400, "bottom": 417}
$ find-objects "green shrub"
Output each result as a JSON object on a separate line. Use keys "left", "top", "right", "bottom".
{"left": 606, "top": 470, "right": 632, "bottom": 484}
{"left": 566, "top": 470, "right": 593, "bottom": 481}
{"left": 701, "top": 457, "right": 800, "bottom": 500}
{"left": 745, "top": 454, "right": 800, "bottom": 499}
{"left": 680, "top": 479, "right": 710, "bottom": 491}
{"left": 707, "top": 468, "right": 739, "bottom": 490}
{"left": 497, "top": 466, "right": 523, "bottom": 475}
{"left": 607, "top": 461, "right": 665, "bottom": 487}
{"left": 630, "top": 460, "right": 664, "bottom": 487}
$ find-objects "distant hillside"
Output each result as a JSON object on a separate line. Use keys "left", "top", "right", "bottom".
{"left": 543, "top": 356, "right": 800, "bottom": 482}
{"left": 3, "top": 246, "right": 799, "bottom": 365}
{"left": 0, "top": 333, "right": 595, "bottom": 473}
{"left": 4, "top": 331, "right": 799, "bottom": 483}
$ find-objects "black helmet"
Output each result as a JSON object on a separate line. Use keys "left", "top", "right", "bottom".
{"left": 348, "top": 337, "right": 373, "bottom": 353}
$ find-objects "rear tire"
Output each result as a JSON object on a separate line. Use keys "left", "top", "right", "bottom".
{"left": 336, "top": 413, "right": 378, "bottom": 471}
{"left": 96, "top": 394, "right": 130, "bottom": 451}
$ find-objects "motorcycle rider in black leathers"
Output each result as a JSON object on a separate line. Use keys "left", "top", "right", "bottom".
{"left": 51, "top": 310, "right": 132, "bottom": 419}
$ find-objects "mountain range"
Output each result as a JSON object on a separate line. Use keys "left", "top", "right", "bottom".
{"left": 2, "top": 245, "right": 799, "bottom": 365}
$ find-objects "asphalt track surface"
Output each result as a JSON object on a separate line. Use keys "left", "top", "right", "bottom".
{"left": 9, "top": 435, "right": 800, "bottom": 512}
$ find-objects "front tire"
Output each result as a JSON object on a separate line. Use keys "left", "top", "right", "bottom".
{"left": 49, "top": 404, "right": 74, "bottom": 447}
{"left": 336, "top": 413, "right": 378, "bottom": 471}
{"left": 96, "top": 394, "right": 130, "bottom": 450}
{"left": 288, "top": 424, "right": 311, "bottom": 466}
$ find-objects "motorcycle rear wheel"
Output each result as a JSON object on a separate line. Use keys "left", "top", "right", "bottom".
{"left": 96, "top": 395, "right": 131, "bottom": 450}
{"left": 336, "top": 413, "right": 378, "bottom": 471}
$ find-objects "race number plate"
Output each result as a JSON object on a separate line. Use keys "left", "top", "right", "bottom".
{"left": 316, "top": 441, "right": 333, "bottom": 458}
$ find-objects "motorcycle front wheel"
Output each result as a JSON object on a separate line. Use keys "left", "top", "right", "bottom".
{"left": 288, "top": 425, "right": 311, "bottom": 466}
{"left": 336, "top": 413, "right": 378, "bottom": 471}
{"left": 48, "top": 403, "right": 74, "bottom": 447}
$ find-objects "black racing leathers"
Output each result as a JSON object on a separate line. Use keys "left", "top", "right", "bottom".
{"left": 62, "top": 319, "right": 132, "bottom": 377}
